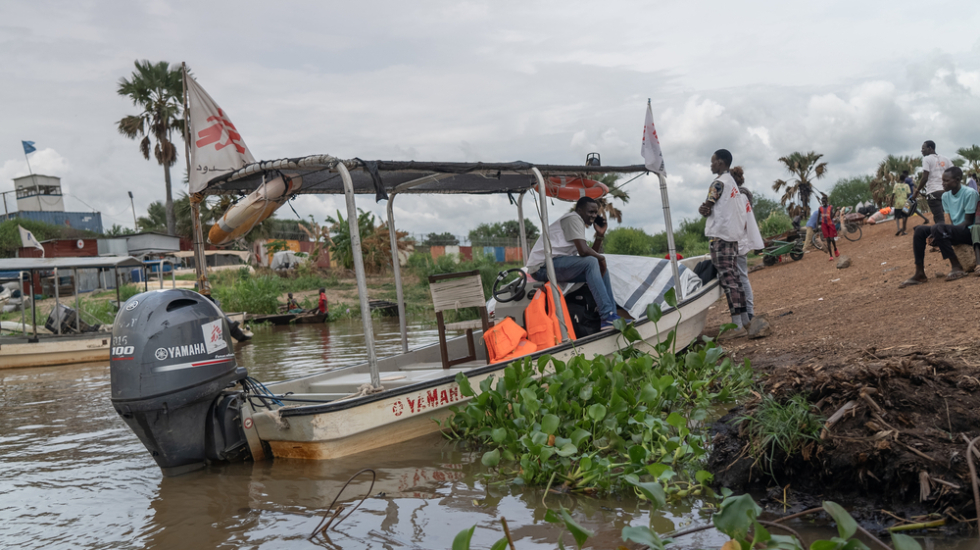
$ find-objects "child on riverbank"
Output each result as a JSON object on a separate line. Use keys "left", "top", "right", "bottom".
{"left": 819, "top": 196, "right": 839, "bottom": 261}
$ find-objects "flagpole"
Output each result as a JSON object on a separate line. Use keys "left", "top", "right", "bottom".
{"left": 646, "top": 99, "right": 683, "bottom": 300}
{"left": 24, "top": 151, "right": 40, "bottom": 211}
{"left": 181, "top": 62, "right": 212, "bottom": 296}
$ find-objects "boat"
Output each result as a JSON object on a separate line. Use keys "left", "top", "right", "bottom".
{"left": 109, "top": 155, "right": 719, "bottom": 475}
{"left": 246, "top": 312, "right": 297, "bottom": 325}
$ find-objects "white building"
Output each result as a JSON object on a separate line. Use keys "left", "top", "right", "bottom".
{"left": 14, "top": 174, "right": 65, "bottom": 212}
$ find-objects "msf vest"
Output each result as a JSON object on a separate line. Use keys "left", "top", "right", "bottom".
{"left": 705, "top": 172, "right": 746, "bottom": 243}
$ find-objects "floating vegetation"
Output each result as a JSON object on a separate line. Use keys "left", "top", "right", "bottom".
{"left": 445, "top": 298, "right": 754, "bottom": 497}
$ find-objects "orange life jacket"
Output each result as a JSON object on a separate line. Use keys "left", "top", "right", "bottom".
{"left": 483, "top": 316, "right": 537, "bottom": 363}
{"left": 524, "top": 283, "right": 576, "bottom": 349}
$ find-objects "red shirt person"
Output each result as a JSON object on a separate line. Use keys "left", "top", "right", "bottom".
{"left": 318, "top": 288, "right": 328, "bottom": 315}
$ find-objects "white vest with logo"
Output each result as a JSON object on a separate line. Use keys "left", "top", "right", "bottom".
{"left": 705, "top": 172, "right": 747, "bottom": 243}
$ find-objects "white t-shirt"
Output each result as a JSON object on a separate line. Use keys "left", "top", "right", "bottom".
{"left": 704, "top": 172, "right": 746, "bottom": 243}
{"left": 525, "top": 212, "right": 586, "bottom": 272}
{"left": 922, "top": 154, "right": 952, "bottom": 194}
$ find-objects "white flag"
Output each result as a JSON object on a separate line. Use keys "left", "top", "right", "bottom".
{"left": 186, "top": 72, "right": 256, "bottom": 194}
{"left": 18, "top": 225, "right": 45, "bottom": 257}
{"left": 641, "top": 101, "right": 666, "bottom": 177}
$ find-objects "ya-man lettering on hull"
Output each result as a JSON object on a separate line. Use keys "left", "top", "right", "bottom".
{"left": 391, "top": 386, "right": 462, "bottom": 417}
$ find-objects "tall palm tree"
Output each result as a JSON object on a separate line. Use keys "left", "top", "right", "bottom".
{"left": 772, "top": 151, "right": 827, "bottom": 218}
{"left": 956, "top": 145, "right": 980, "bottom": 175}
{"left": 117, "top": 60, "right": 185, "bottom": 236}
{"left": 870, "top": 155, "right": 921, "bottom": 206}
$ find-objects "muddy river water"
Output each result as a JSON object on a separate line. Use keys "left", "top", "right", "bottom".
{"left": 0, "top": 319, "right": 967, "bottom": 549}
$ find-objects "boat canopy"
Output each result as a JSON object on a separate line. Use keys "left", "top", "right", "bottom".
{"left": 201, "top": 155, "right": 645, "bottom": 197}
{"left": 0, "top": 256, "right": 144, "bottom": 271}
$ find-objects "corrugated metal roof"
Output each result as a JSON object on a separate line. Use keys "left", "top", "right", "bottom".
{"left": 0, "top": 256, "right": 144, "bottom": 270}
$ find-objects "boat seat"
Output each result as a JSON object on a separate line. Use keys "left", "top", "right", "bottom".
{"left": 428, "top": 270, "right": 491, "bottom": 369}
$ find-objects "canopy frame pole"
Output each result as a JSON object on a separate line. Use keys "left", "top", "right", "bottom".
{"left": 531, "top": 167, "right": 569, "bottom": 343}
{"left": 517, "top": 191, "right": 528, "bottom": 263}
{"left": 53, "top": 267, "right": 61, "bottom": 335}
{"left": 386, "top": 193, "right": 408, "bottom": 353}
{"left": 73, "top": 267, "right": 80, "bottom": 333}
{"left": 115, "top": 268, "right": 121, "bottom": 313}
{"left": 338, "top": 162, "right": 380, "bottom": 388}
{"left": 181, "top": 61, "right": 211, "bottom": 297}
{"left": 30, "top": 269, "right": 37, "bottom": 342}
{"left": 19, "top": 271, "right": 26, "bottom": 336}
{"left": 657, "top": 172, "right": 684, "bottom": 300}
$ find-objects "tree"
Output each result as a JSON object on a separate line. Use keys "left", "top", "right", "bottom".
{"left": 422, "top": 232, "right": 459, "bottom": 246}
{"left": 117, "top": 60, "right": 185, "bottom": 236}
{"left": 828, "top": 176, "right": 873, "bottom": 209}
{"left": 326, "top": 209, "right": 378, "bottom": 269}
{"left": 869, "top": 155, "right": 921, "bottom": 206}
{"left": 593, "top": 173, "right": 631, "bottom": 223}
{"left": 104, "top": 224, "right": 136, "bottom": 237}
{"left": 750, "top": 195, "right": 785, "bottom": 224}
{"left": 956, "top": 145, "right": 980, "bottom": 176}
{"left": 137, "top": 201, "right": 168, "bottom": 233}
{"left": 772, "top": 151, "right": 827, "bottom": 218}
{"left": 468, "top": 219, "right": 539, "bottom": 247}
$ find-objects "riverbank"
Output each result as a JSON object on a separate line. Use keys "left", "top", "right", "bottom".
{"left": 703, "top": 220, "right": 980, "bottom": 527}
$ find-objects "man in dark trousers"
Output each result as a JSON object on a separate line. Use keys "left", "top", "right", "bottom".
{"left": 909, "top": 140, "right": 953, "bottom": 224}
{"left": 699, "top": 149, "right": 748, "bottom": 338}
{"left": 900, "top": 167, "right": 978, "bottom": 286}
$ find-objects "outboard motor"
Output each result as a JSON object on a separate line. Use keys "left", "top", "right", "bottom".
{"left": 110, "top": 289, "right": 251, "bottom": 476}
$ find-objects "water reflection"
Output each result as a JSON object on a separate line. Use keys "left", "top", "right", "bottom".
{"left": 0, "top": 319, "right": 972, "bottom": 549}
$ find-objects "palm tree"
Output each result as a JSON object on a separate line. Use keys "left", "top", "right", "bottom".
{"left": 956, "top": 145, "right": 980, "bottom": 176}
{"left": 117, "top": 60, "right": 185, "bottom": 236}
{"left": 772, "top": 152, "right": 827, "bottom": 218}
{"left": 869, "top": 155, "right": 921, "bottom": 206}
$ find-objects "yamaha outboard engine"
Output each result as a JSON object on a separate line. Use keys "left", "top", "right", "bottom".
{"left": 110, "top": 289, "right": 251, "bottom": 476}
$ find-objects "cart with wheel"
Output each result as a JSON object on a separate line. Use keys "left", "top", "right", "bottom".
{"left": 760, "top": 237, "right": 805, "bottom": 266}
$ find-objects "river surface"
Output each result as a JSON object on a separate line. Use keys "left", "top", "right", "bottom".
{"left": 0, "top": 318, "right": 965, "bottom": 549}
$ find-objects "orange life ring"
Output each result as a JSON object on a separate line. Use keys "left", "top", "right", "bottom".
{"left": 537, "top": 177, "right": 608, "bottom": 202}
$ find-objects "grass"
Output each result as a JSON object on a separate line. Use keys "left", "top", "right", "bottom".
{"left": 734, "top": 394, "right": 824, "bottom": 474}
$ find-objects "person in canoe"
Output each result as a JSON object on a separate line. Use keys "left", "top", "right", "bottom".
{"left": 286, "top": 293, "right": 303, "bottom": 313}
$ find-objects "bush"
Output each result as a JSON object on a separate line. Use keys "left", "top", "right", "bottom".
{"left": 212, "top": 275, "right": 284, "bottom": 314}
{"left": 758, "top": 211, "right": 793, "bottom": 238}
{"left": 604, "top": 227, "right": 655, "bottom": 256}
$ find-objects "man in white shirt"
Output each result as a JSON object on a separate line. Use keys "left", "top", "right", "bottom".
{"left": 525, "top": 197, "right": 620, "bottom": 328}
{"left": 699, "top": 149, "right": 749, "bottom": 338}
{"left": 910, "top": 140, "right": 952, "bottom": 224}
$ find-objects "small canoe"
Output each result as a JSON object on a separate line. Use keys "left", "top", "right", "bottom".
{"left": 246, "top": 313, "right": 297, "bottom": 325}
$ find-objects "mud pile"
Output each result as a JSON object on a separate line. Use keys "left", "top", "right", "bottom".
{"left": 709, "top": 344, "right": 980, "bottom": 520}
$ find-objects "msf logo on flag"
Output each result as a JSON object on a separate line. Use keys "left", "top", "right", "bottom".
{"left": 18, "top": 226, "right": 45, "bottom": 257}
{"left": 195, "top": 108, "right": 247, "bottom": 154}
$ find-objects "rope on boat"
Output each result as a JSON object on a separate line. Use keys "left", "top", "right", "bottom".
{"left": 243, "top": 376, "right": 284, "bottom": 407}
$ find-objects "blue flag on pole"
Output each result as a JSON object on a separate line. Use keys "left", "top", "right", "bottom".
{"left": 22, "top": 141, "right": 36, "bottom": 154}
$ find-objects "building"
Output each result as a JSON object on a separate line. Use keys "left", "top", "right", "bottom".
{"left": 1, "top": 174, "right": 104, "bottom": 233}
{"left": 14, "top": 174, "right": 64, "bottom": 212}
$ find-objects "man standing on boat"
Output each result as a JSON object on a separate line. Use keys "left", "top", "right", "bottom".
{"left": 699, "top": 149, "right": 750, "bottom": 339}
{"left": 525, "top": 196, "right": 621, "bottom": 329}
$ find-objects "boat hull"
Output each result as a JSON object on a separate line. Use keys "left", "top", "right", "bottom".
{"left": 0, "top": 335, "right": 111, "bottom": 369}
{"left": 247, "top": 281, "right": 720, "bottom": 461}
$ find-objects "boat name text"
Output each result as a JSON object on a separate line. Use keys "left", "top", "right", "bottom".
{"left": 391, "top": 385, "right": 461, "bottom": 417}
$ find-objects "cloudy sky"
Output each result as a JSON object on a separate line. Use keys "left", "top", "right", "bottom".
{"left": 2, "top": 1, "right": 979, "bottom": 240}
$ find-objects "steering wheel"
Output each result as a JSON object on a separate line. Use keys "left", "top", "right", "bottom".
{"left": 492, "top": 268, "right": 527, "bottom": 303}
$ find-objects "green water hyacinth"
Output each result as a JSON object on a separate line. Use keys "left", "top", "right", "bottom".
{"left": 445, "top": 312, "right": 753, "bottom": 496}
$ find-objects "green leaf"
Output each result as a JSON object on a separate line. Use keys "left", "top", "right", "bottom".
{"left": 481, "top": 449, "right": 500, "bottom": 467}
{"left": 455, "top": 372, "right": 475, "bottom": 397}
{"left": 588, "top": 404, "right": 607, "bottom": 422}
{"left": 664, "top": 287, "right": 678, "bottom": 308}
{"left": 613, "top": 317, "right": 630, "bottom": 333}
{"left": 809, "top": 540, "right": 841, "bottom": 550}
{"left": 491, "top": 427, "right": 508, "bottom": 443}
{"left": 841, "top": 539, "right": 870, "bottom": 550}
{"left": 890, "top": 533, "right": 922, "bottom": 550}
{"left": 544, "top": 509, "right": 561, "bottom": 523}
{"left": 490, "top": 537, "right": 510, "bottom": 550}
{"left": 666, "top": 412, "right": 687, "bottom": 430}
{"left": 751, "top": 520, "right": 771, "bottom": 547}
{"left": 542, "top": 414, "right": 560, "bottom": 435}
{"left": 559, "top": 508, "right": 594, "bottom": 549}
{"left": 640, "top": 383, "right": 659, "bottom": 403}
{"left": 713, "top": 494, "right": 761, "bottom": 540}
{"left": 646, "top": 302, "right": 663, "bottom": 323}
{"left": 625, "top": 475, "right": 666, "bottom": 508}
{"left": 622, "top": 526, "right": 665, "bottom": 549}
{"left": 570, "top": 428, "right": 591, "bottom": 447}
{"left": 628, "top": 445, "right": 648, "bottom": 464}
{"left": 645, "top": 463, "right": 675, "bottom": 480}
{"left": 452, "top": 526, "right": 476, "bottom": 550}
{"left": 556, "top": 442, "right": 578, "bottom": 457}
{"left": 578, "top": 384, "right": 594, "bottom": 400}
{"left": 695, "top": 470, "right": 714, "bottom": 484}
{"left": 822, "top": 501, "right": 857, "bottom": 539}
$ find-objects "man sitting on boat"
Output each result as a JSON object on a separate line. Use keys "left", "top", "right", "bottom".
{"left": 285, "top": 293, "right": 303, "bottom": 313}
{"left": 525, "top": 197, "right": 621, "bottom": 329}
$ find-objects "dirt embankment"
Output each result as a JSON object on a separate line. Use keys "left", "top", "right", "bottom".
{"left": 703, "top": 221, "right": 980, "bottom": 523}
